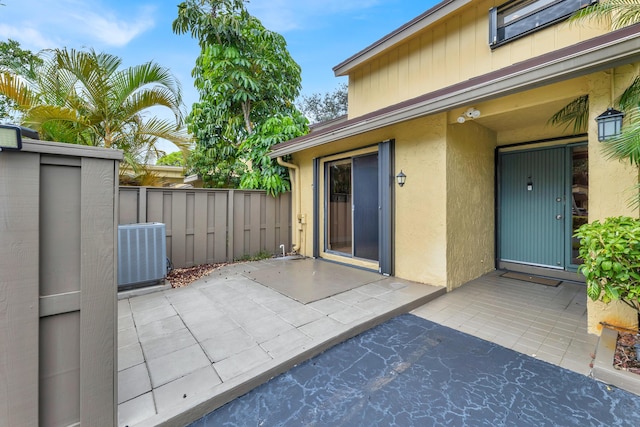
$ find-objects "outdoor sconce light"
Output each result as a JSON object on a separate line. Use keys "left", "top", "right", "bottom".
{"left": 527, "top": 177, "right": 533, "bottom": 191}
{"left": 595, "top": 108, "right": 624, "bottom": 141}
{"left": 396, "top": 170, "right": 406, "bottom": 187}
{"left": 0, "top": 124, "right": 22, "bottom": 151}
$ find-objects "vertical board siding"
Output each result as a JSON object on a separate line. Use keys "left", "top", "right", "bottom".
{"left": 347, "top": 0, "right": 609, "bottom": 118}
{"left": 119, "top": 188, "right": 291, "bottom": 268}
{"left": 39, "top": 156, "right": 83, "bottom": 427}
{"left": 0, "top": 151, "right": 40, "bottom": 426}
{"left": 1, "top": 143, "right": 119, "bottom": 427}
{"left": 79, "top": 157, "right": 118, "bottom": 426}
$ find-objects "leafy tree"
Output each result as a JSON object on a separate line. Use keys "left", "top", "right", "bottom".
{"left": 173, "top": 0, "right": 308, "bottom": 195}
{"left": 157, "top": 151, "right": 187, "bottom": 166}
{"left": 0, "top": 47, "right": 190, "bottom": 173}
{"left": 297, "top": 82, "right": 348, "bottom": 124}
{"left": 0, "top": 39, "right": 42, "bottom": 122}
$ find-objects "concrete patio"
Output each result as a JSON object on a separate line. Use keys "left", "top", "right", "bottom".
{"left": 117, "top": 258, "right": 445, "bottom": 427}
{"left": 118, "top": 259, "right": 610, "bottom": 427}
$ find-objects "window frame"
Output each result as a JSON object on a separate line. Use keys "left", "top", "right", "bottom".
{"left": 489, "top": 0, "right": 597, "bottom": 49}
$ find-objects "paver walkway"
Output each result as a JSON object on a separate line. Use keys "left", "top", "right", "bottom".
{"left": 117, "top": 258, "right": 444, "bottom": 427}
{"left": 189, "top": 314, "right": 640, "bottom": 426}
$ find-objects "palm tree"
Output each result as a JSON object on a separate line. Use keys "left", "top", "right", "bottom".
{"left": 0, "top": 48, "right": 191, "bottom": 172}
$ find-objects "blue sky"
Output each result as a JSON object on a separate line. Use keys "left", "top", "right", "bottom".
{"left": 0, "top": 0, "right": 438, "bottom": 151}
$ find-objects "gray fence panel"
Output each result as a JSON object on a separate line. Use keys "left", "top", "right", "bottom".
{"left": 1, "top": 141, "right": 120, "bottom": 427}
{"left": 119, "top": 187, "right": 292, "bottom": 268}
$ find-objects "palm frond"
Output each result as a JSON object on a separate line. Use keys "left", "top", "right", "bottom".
{"left": 111, "top": 62, "right": 182, "bottom": 107}
{"left": 570, "top": 0, "right": 640, "bottom": 29}
{"left": 619, "top": 76, "right": 640, "bottom": 110}
{"left": 547, "top": 95, "right": 589, "bottom": 134}
{"left": 121, "top": 88, "right": 185, "bottom": 124}
{"left": 0, "top": 72, "right": 38, "bottom": 109}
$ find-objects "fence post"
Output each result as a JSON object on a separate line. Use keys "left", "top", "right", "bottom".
{"left": 138, "top": 186, "right": 147, "bottom": 223}
{"left": 227, "top": 189, "right": 234, "bottom": 262}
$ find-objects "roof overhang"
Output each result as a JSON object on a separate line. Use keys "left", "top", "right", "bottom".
{"left": 271, "top": 24, "right": 640, "bottom": 158}
{"left": 333, "top": 0, "right": 470, "bottom": 77}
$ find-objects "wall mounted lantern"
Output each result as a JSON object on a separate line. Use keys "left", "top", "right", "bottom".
{"left": 595, "top": 108, "right": 624, "bottom": 141}
{"left": 396, "top": 170, "right": 406, "bottom": 187}
{"left": 0, "top": 124, "right": 22, "bottom": 151}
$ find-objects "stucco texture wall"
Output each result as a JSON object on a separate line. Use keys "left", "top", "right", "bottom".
{"left": 446, "top": 121, "right": 496, "bottom": 291}
{"left": 585, "top": 66, "right": 640, "bottom": 334}
{"left": 394, "top": 114, "right": 448, "bottom": 287}
{"left": 290, "top": 115, "right": 451, "bottom": 287}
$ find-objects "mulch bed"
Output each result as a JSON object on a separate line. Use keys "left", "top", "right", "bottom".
{"left": 615, "top": 332, "right": 640, "bottom": 375}
{"left": 166, "top": 262, "right": 231, "bottom": 288}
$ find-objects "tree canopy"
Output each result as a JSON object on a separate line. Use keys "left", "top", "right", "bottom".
{"left": 173, "top": 0, "right": 308, "bottom": 195}
{"left": 0, "top": 39, "right": 42, "bottom": 122}
{"left": 157, "top": 151, "right": 186, "bottom": 167}
{"left": 0, "top": 46, "right": 190, "bottom": 172}
{"left": 297, "top": 83, "right": 348, "bottom": 124}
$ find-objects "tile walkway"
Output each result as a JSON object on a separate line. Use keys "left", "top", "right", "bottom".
{"left": 411, "top": 269, "right": 598, "bottom": 376}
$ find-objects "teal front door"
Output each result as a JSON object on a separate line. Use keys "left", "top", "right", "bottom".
{"left": 499, "top": 147, "right": 566, "bottom": 269}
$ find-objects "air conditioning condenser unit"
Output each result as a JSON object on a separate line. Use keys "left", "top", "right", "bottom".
{"left": 118, "top": 222, "right": 167, "bottom": 289}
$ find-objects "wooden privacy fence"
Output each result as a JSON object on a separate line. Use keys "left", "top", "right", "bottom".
{"left": 119, "top": 187, "right": 292, "bottom": 268}
{"left": 1, "top": 140, "right": 120, "bottom": 426}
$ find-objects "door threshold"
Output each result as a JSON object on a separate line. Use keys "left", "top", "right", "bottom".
{"left": 498, "top": 261, "right": 585, "bottom": 283}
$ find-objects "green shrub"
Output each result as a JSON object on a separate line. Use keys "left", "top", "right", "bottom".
{"left": 575, "top": 216, "right": 640, "bottom": 313}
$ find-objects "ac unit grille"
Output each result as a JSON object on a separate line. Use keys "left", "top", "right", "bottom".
{"left": 118, "top": 223, "right": 167, "bottom": 288}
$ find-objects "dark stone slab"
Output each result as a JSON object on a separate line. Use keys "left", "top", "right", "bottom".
{"left": 244, "top": 258, "right": 383, "bottom": 304}
{"left": 190, "top": 314, "right": 640, "bottom": 426}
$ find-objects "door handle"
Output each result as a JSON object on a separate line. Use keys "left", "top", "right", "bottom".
{"left": 556, "top": 214, "right": 563, "bottom": 220}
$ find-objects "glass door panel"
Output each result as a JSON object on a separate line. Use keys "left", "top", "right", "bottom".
{"left": 570, "top": 145, "right": 588, "bottom": 266}
{"left": 353, "top": 154, "right": 379, "bottom": 261}
{"left": 327, "top": 160, "right": 352, "bottom": 255}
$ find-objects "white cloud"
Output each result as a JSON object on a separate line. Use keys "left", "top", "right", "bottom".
{"left": 0, "top": 24, "right": 53, "bottom": 50}
{"left": 0, "top": 0, "right": 156, "bottom": 50}
{"left": 70, "top": 9, "right": 155, "bottom": 47}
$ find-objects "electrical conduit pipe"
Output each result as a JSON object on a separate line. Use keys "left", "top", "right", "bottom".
{"left": 277, "top": 157, "right": 301, "bottom": 253}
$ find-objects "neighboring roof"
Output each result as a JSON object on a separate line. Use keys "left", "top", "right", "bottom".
{"left": 333, "top": 0, "right": 469, "bottom": 77}
{"left": 308, "top": 115, "right": 348, "bottom": 133}
{"left": 271, "top": 24, "right": 640, "bottom": 158}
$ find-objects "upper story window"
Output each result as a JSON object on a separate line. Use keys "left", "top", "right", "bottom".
{"left": 489, "top": 0, "right": 596, "bottom": 48}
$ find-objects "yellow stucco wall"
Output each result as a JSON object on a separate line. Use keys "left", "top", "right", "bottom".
{"left": 394, "top": 114, "right": 448, "bottom": 287}
{"left": 290, "top": 115, "right": 451, "bottom": 287}
{"left": 347, "top": 1, "right": 607, "bottom": 118}
{"left": 445, "top": 121, "right": 496, "bottom": 291}
{"left": 585, "top": 66, "right": 640, "bottom": 334}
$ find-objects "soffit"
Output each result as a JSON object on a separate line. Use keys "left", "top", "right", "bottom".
{"left": 271, "top": 24, "right": 640, "bottom": 158}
